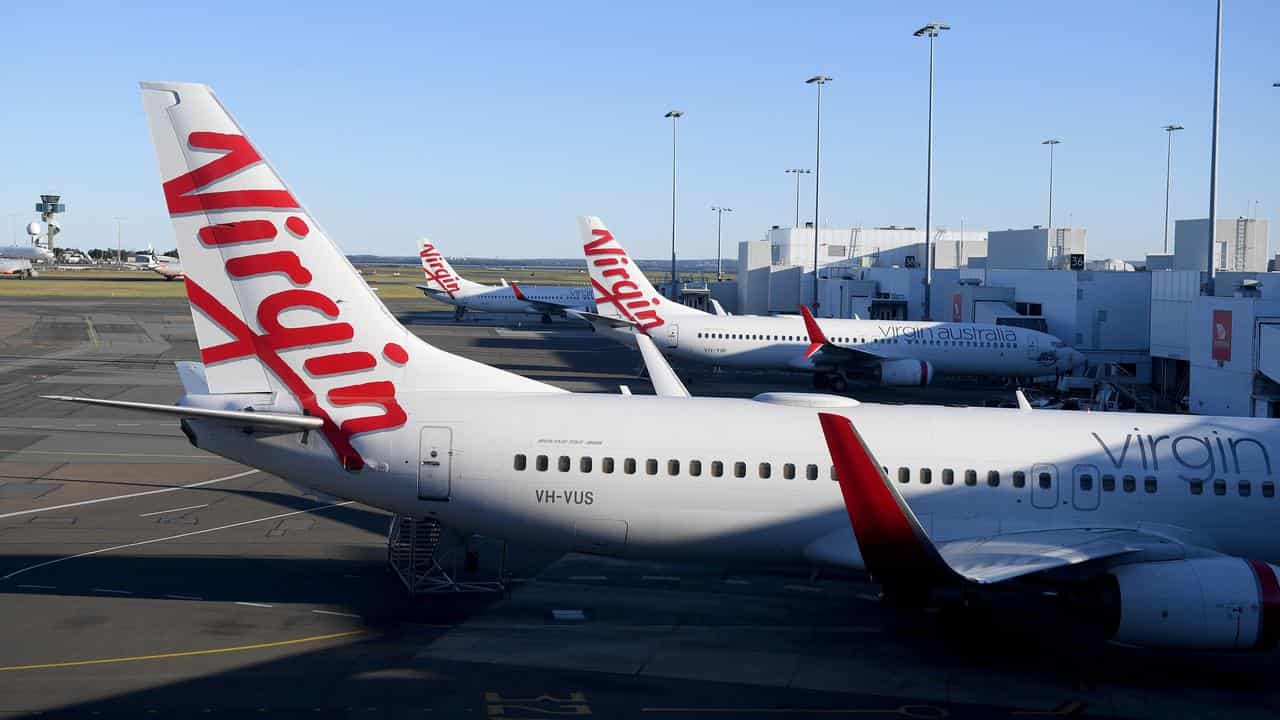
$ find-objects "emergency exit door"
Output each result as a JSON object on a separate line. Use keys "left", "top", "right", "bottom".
{"left": 417, "top": 427, "right": 452, "bottom": 500}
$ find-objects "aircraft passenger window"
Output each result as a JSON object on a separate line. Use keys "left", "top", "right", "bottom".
{"left": 942, "top": 469, "right": 955, "bottom": 485}
{"left": 919, "top": 468, "right": 932, "bottom": 484}
{"left": 1079, "top": 474, "right": 1093, "bottom": 492}
{"left": 1190, "top": 479, "right": 1203, "bottom": 495}
{"left": 1144, "top": 476, "right": 1157, "bottom": 494}
{"left": 988, "top": 470, "right": 1000, "bottom": 487}
{"left": 1122, "top": 475, "right": 1136, "bottom": 493}
{"left": 897, "top": 467, "right": 910, "bottom": 484}
{"left": 536, "top": 455, "right": 549, "bottom": 472}
{"left": 558, "top": 456, "right": 571, "bottom": 472}
{"left": 646, "top": 459, "right": 658, "bottom": 475}
{"left": 734, "top": 462, "right": 746, "bottom": 478}
{"left": 690, "top": 460, "right": 702, "bottom": 476}
{"left": 759, "top": 463, "right": 771, "bottom": 479}
{"left": 806, "top": 464, "right": 819, "bottom": 480}
{"left": 1101, "top": 474, "right": 1115, "bottom": 492}
{"left": 668, "top": 459, "right": 680, "bottom": 476}
{"left": 602, "top": 457, "right": 615, "bottom": 474}
{"left": 1038, "top": 472, "right": 1051, "bottom": 489}
{"left": 514, "top": 454, "right": 527, "bottom": 471}
{"left": 711, "top": 461, "right": 724, "bottom": 477}
{"left": 1012, "top": 471, "right": 1026, "bottom": 488}
{"left": 1240, "top": 479, "right": 1252, "bottom": 497}
{"left": 580, "top": 457, "right": 592, "bottom": 473}
{"left": 783, "top": 463, "right": 796, "bottom": 480}
{"left": 624, "top": 458, "right": 637, "bottom": 474}
{"left": 964, "top": 470, "right": 977, "bottom": 487}
{"left": 1264, "top": 481, "right": 1275, "bottom": 498}
{"left": 1213, "top": 479, "right": 1226, "bottom": 496}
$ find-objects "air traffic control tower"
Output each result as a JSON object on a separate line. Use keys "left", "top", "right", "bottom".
{"left": 35, "top": 194, "right": 65, "bottom": 251}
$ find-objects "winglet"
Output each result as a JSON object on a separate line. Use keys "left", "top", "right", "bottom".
{"left": 799, "top": 305, "right": 829, "bottom": 360}
{"left": 817, "top": 412, "right": 960, "bottom": 588}
{"left": 510, "top": 281, "right": 526, "bottom": 301}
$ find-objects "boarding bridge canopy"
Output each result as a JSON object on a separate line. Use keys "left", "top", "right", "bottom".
{"left": 1258, "top": 324, "right": 1280, "bottom": 384}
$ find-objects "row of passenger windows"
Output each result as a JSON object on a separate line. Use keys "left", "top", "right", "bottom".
{"left": 692, "top": 331, "right": 1017, "bottom": 349}
{"left": 515, "top": 454, "right": 830, "bottom": 480}
{"left": 512, "top": 455, "right": 1275, "bottom": 499}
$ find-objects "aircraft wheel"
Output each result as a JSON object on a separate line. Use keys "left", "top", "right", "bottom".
{"left": 453, "top": 307, "right": 466, "bottom": 322}
{"left": 829, "top": 375, "right": 848, "bottom": 393}
{"left": 541, "top": 313, "right": 553, "bottom": 325}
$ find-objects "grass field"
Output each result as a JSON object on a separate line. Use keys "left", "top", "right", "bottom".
{"left": 0, "top": 264, "right": 702, "bottom": 300}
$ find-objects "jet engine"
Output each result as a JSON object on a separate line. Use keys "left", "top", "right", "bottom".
{"left": 1107, "top": 558, "right": 1280, "bottom": 650}
{"left": 877, "top": 359, "right": 933, "bottom": 386}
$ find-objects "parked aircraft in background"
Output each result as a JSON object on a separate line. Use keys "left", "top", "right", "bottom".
{"left": 146, "top": 255, "right": 184, "bottom": 280}
{"left": 416, "top": 239, "right": 592, "bottom": 322}
{"left": 575, "top": 217, "right": 1085, "bottom": 390}
{"left": 48, "top": 81, "right": 1280, "bottom": 656}
{"left": 0, "top": 237, "right": 54, "bottom": 278}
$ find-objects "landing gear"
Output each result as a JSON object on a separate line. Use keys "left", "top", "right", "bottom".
{"left": 829, "top": 375, "right": 848, "bottom": 393}
{"left": 387, "top": 516, "right": 506, "bottom": 595}
{"left": 453, "top": 307, "right": 466, "bottom": 322}
{"left": 541, "top": 313, "right": 553, "bottom": 325}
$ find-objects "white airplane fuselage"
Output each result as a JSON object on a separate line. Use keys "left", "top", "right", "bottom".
{"left": 189, "top": 391, "right": 1280, "bottom": 569}
{"left": 603, "top": 314, "right": 1079, "bottom": 378}
{"left": 425, "top": 284, "right": 594, "bottom": 315}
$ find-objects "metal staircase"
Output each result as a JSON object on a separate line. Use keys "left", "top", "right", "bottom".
{"left": 1234, "top": 219, "right": 1249, "bottom": 271}
{"left": 387, "top": 516, "right": 506, "bottom": 595}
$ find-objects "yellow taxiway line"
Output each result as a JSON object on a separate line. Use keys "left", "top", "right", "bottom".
{"left": 0, "top": 629, "right": 364, "bottom": 672}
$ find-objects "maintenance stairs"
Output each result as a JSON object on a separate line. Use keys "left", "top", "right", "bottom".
{"left": 387, "top": 516, "right": 506, "bottom": 595}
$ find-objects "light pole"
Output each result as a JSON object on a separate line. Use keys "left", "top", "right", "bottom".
{"left": 914, "top": 21, "right": 950, "bottom": 320}
{"left": 1206, "top": 0, "right": 1222, "bottom": 285}
{"left": 664, "top": 110, "right": 684, "bottom": 299}
{"left": 1162, "top": 124, "right": 1184, "bottom": 254}
{"left": 1042, "top": 139, "right": 1061, "bottom": 228}
{"left": 784, "top": 169, "right": 811, "bottom": 228}
{"left": 711, "top": 206, "right": 733, "bottom": 281}
{"left": 113, "top": 216, "right": 125, "bottom": 264}
{"left": 805, "top": 75, "right": 832, "bottom": 314}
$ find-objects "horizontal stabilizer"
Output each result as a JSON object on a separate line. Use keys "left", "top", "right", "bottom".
{"left": 566, "top": 308, "right": 637, "bottom": 330}
{"left": 42, "top": 395, "right": 323, "bottom": 431}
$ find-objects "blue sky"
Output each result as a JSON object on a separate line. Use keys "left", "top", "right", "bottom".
{"left": 2, "top": 1, "right": 1277, "bottom": 261}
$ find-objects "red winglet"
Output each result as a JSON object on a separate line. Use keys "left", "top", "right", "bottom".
{"left": 510, "top": 281, "right": 527, "bottom": 301}
{"left": 799, "top": 305, "right": 828, "bottom": 360}
{"left": 817, "top": 412, "right": 958, "bottom": 587}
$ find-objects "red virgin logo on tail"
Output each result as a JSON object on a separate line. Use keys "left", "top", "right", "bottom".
{"left": 583, "top": 228, "right": 664, "bottom": 332}
{"left": 419, "top": 243, "right": 460, "bottom": 297}
{"left": 172, "top": 132, "right": 407, "bottom": 471}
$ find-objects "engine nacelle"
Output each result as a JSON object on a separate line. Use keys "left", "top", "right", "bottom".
{"left": 878, "top": 358, "right": 933, "bottom": 386}
{"left": 1109, "top": 558, "right": 1280, "bottom": 650}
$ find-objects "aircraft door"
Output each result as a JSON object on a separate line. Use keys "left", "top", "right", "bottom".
{"left": 1025, "top": 334, "right": 1039, "bottom": 360}
{"left": 1031, "top": 463, "right": 1058, "bottom": 509}
{"left": 663, "top": 323, "right": 679, "bottom": 349}
{"left": 417, "top": 426, "right": 452, "bottom": 500}
{"left": 1072, "top": 464, "right": 1101, "bottom": 511}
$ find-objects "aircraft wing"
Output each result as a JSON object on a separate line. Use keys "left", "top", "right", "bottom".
{"left": 798, "top": 306, "right": 887, "bottom": 365}
{"left": 816, "top": 413, "right": 1179, "bottom": 588}
{"left": 509, "top": 281, "right": 582, "bottom": 316}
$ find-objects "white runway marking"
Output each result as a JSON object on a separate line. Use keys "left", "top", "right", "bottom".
{"left": 16, "top": 584, "right": 56, "bottom": 590}
{"left": 0, "top": 469, "right": 258, "bottom": 521}
{"left": 1, "top": 500, "right": 353, "bottom": 581}
{"left": 567, "top": 575, "right": 607, "bottom": 581}
{"left": 783, "top": 584, "right": 823, "bottom": 593}
{"left": 642, "top": 575, "right": 680, "bottom": 582}
{"left": 165, "top": 594, "right": 204, "bottom": 601}
{"left": 235, "top": 601, "right": 273, "bottom": 608}
{"left": 139, "top": 504, "right": 209, "bottom": 517}
{"left": 92, "top": 588, "right": 132, "bottom": 595}
{"left": 117, "top": 423, "right": 141, "bottom": 427}
{"left": 312, "top": 609, "right": 361, "bottom": 618}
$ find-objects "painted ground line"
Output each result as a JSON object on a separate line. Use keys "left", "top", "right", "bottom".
{"left": 235, "top": 602, "right": 274, "bottom": 608}
{"left": 92, "top": 588, "right": 132, "bottom": 595}
{"left": 0, "top": 469, "right": 258, "bottom": 521}
{"left": 165, "top": 594, "right": 204, "bottom": 601}
{"left": 312, "top": 610, "right": 361, "bottom": 619}
{"left": 139, "top": 503, "right": 209, "bottom": 517}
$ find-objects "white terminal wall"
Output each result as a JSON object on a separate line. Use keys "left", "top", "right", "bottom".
{"left": 986, "top": 227, "right": 1088, "bottom": 270}
{"left": 1173, "top": 218, "right": 1270, "bottom": 272}
{"left": 767, "top": 226, "right": 987, "bottom": 272}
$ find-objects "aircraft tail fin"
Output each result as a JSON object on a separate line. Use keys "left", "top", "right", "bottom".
{"left": 419, "top": 238, "right": 484, "bottom": 297}
{"left": 139, "top": 81, "right": 559, "bottom": 470}
{"left": 578, "top": 215, "right": 706, "bottom": 332}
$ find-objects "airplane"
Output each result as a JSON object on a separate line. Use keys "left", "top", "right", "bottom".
{"left": 0, "top": 232, "right": 55, "bottom": 279}
{"left": 574, "top": 217, "right": 1086, "bottom": 391}
{"left": 416, "top": 238, "right": 593, "bottom": 323}
{"left": 48, "top": 81, "right": 1280, "bottom": 654}
{"left": 147, "top": 256, "right": 185, "bottom": 280}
